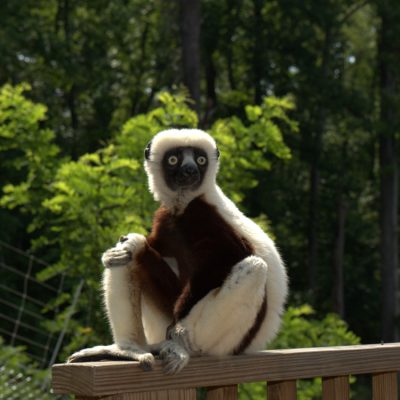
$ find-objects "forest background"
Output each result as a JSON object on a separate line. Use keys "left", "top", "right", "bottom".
{"left": 0, "top": 0, "right": 399, "bottom": 399}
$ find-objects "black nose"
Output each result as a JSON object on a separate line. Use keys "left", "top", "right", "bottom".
{"left": 181, "top": 164, "right": 198, "bottom": 177}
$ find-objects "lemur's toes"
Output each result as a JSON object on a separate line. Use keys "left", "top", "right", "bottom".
{"left": 137, "top": 353, "right": 155, "bottom": 371}
{"left": 159, "top": 341, "right": 189, "bottom": 375}
{"left": 67, "top": 353, "right": 80, "bottom": 363}
{"left": 67, "top": 347, "right": 102, "bottom": 363}
{"left": 162, "top": 354, "right": 189, "bottom": 375}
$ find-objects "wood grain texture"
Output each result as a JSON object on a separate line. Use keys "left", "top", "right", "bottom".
{"left": 322, "top": 376, "right": 349, "bottom": 400}
{"left": 267, "top": 380, "right": 297, "bottom": 400}
{"left": 52, "top": 343, "right": 400, "bottom": 397}
{"left": 76, "top": 389, "right": 196, "bottom": 400}
{"left": 372, "top": 372, "right": 398, "bottom": 400}
{"left": 206, "top": 385, "right": 238, "bottom": 400}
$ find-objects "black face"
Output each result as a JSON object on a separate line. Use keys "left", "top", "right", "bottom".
{"left": 162, "top": 146, "right": 208, "bottom": 191}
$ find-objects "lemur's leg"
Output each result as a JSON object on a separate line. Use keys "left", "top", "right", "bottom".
{"left": 68, "top": 234, "right": 185, "bottom": 373}
{"left": 147, "top": 256, "right": 267, "bottom": 374}
{"left": 134, "top": 244, "right": 186, "bottom": 374}
{"left": 68, "top": 234, "right": 155, "bottom": 370}
{"left": 167, "top": 255, "right": 268, "bottom": 357}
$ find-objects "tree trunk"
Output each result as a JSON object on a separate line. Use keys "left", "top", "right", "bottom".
{"left": 332, "top": 140, "right": 349, "bottom": 319}
{"left": 62, "top": 0, "right": 79, "bottom": 159}
{"left": 132, "top": 22, "right": 150, "bottom": 115}
{"left": 307, "top": 27, "right": 331, "bottom": 295}
{"left": 224, "top": 0, "right": 242, "bottom": 91}
{"left": 252, "top": 0, "right": 263, "bottom": 104}
{"left": 307, "top": 153, "right": 320, "bottom": 292}
{"left": 66, "top": 84, "right": 78, "bottom": 159}
{"left": 180, "top": 0, "right": 201, "bottom": 115}
{"left": 332, "top": 191, "right": 347, "bottom": 318}
{"left": 202, "top": 51, "right": 217, "bottom": 127}
{"left": 379, "top": 128, "right": 398, "bottom": 342}
{"left": 377, "top": 1, "right": 399, "bottom": 342}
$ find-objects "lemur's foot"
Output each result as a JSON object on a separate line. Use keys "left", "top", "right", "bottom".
{"left": 167, "top": 324, "right": 200, "bottom": 355}
{"left": 67, "top": 344, "right": 155, "bottom": 371}
{"left": 157, "top": 340, "right": 189, "bottom": 375}
{"left": 102, "top": 233, "right": 146, "bottom": 268}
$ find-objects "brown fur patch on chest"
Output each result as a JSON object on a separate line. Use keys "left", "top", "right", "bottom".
{"left": 149, "top": 196, "right": 254, "bottom": 300}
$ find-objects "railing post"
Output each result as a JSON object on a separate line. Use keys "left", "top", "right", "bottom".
{"left": 267, "top": 380, "right": 297, "bottom": 400}
{"left": 372, "top": 372, "right": 398, "bottom": 400}
{"left": 322, "top": 376, "right": 349, "bottom": 400}
{"left": 207, "top": 385, "right": 238, "bottom": 399}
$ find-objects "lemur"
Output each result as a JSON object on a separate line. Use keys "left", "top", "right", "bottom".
{"left": 68, "top": 129, "right": 288, "bottom": 374}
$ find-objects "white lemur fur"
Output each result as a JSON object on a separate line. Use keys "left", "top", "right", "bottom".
{"left": 68, "top": 129, "right": 288, "bottom": 374}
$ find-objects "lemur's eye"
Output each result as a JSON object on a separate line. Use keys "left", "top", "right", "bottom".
{"left": 197, "top": 156, "right": 207, "bottom": 165}
{"left": 168, "top": 155, "right": 178, "bottom": 166}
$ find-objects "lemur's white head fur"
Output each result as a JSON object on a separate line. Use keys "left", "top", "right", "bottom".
{"left": 144, "top": 129, "right": 220, "bottom": 211}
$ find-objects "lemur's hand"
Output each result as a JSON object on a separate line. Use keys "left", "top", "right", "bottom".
{"left": 101, "top": 233, "right": 146, "bottom": 268}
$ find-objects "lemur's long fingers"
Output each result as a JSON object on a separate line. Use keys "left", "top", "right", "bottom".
{"left": 103, "top": 249, "right": 131, "bottom": 257}
{"left": 162, "top": 352, "right": 189, "bottom": 375}
{"left": 105, "top": 248, "right": 130, "bottom": 255}
{"left": 107, "top": 253, "right": 131, "bottom": 264}
{"left": 102, "top": 250, "right": 132, "bottom": 267}
{"left": 67, "top": 345, "right": 155, "bottom": 371}
{"left": 157, "top": 340, "right": 189, "bottom": 375}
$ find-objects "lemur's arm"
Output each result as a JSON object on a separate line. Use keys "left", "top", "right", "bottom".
{"left": 105, "top": 234, "right": 181, "bottom": 306}
{"left": 68, "top": 234, "right": 153, "bottom": 368}
{"left": 69, "top": 234, "right": 185, "bottom": 372}
{"left": 136, "top": 242, "right": 182, "bottom": 314}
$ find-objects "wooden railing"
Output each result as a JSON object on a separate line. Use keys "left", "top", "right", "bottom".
{"left": 52, "top": 343, "right": 400, "bottom": 399}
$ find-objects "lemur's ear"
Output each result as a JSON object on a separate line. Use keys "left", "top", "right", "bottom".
{"left": 216, "top": 148, "right": 220, "bottom": 159}
{"left": 144, "top": 141, "right": 152, "bottom": 160}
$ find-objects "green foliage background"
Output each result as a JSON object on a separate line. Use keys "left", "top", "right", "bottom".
{"left": 0, "top": 0, "right": 398, "bottom": 398}
{"left": 0, "top": 82, "right": 360, "bottom": 400}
